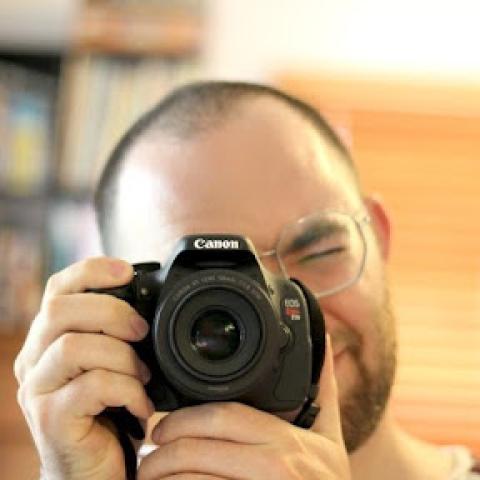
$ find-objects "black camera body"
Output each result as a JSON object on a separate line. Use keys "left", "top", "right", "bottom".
{"left": 96, "top": 234, "right": 325, "bottom": 414}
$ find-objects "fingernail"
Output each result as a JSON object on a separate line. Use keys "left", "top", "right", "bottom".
{"left": 151, "top": 425, "right": 161, "bottom": 443}
{"left": 151, "top": 417, "right": 168, "bottom": 444}
{"left": 131, "top": 314, "right": 149, "bottom": 338}
{"left": 139, "top": 362, "right": 151, "bottom": 385}
{"left": 110, "top": 260, "right": 129, "bottom": 277}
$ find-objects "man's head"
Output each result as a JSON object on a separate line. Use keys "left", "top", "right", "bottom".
{"left": 93, "top": 81, "right": 396, "bottom": 452}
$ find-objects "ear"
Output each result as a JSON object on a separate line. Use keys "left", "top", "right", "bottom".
{"left": 363, "top": 195, "right": 392, "bottom": 261}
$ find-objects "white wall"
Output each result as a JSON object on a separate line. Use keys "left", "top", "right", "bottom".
{"left": 203, "top": 0, "right": 480, "bottom": 82}
{"left": 0, "top": 0, "right": 79, "bottom": 51}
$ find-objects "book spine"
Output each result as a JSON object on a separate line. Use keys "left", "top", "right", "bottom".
{"left": 0, "top": 61, "right": 55, "bottom": 196}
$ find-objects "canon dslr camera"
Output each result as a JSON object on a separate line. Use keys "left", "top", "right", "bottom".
{"left": 95, "top": 234, "right": 325, "bottom": 428}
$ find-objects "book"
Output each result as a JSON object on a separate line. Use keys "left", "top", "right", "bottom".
{"left": 47, "top": 200, "right": 103, "bottom": 276}
{"left": 58, "top": 54, "right": 201, "bottom": 192}
{"left": 0, "top": 61, "right": 56, "bottom": 196}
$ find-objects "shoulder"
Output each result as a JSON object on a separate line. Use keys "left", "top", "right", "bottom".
{"left": 440, "top": 445, "right": 480, "bottom": 480}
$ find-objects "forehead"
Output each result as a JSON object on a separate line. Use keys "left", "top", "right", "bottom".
{"left": 114, "top": 98, "right": 359, "bottom": 262}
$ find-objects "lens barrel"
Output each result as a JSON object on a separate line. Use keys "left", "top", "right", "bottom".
{"left": 169, "top": 287, "right": 262, "bottom": 381}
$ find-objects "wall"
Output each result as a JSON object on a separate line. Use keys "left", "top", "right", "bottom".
{"left": 204, "top": 0, "right": 480, "bottom": 82}
{"left": 0, "top": 0, "right": 78, "bottom": 51}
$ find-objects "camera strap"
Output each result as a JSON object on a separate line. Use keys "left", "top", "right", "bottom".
{"left": 293, "top": 385, "right": 321, "bottom": 428}
{"left": 291, "top": 279, "right": 326, "bottom": 429}
{"left": 119, "top": 429, "right": 139, "bottom": 480}
{"left": 99, "top": 407, "right": 144, "bottom": 480}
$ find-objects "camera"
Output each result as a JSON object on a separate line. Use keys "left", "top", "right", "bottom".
{"left": 94, "top": 234, "right": 325, "bottom": 417}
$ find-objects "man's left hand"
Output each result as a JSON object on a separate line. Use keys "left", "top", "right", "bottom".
{"left": 137, "top": 335, "right": 351, "bottom": 480}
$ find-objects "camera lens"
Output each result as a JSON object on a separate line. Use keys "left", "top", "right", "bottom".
{"left": 166, "top": 285, "right": 263, "bottom": 381}
{"left": 191, "top": 309, "right": 240, "bottom": 361}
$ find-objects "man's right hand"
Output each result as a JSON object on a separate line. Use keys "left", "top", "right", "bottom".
{"left": 14, "top": 257, "right": 155, "bottom": 480}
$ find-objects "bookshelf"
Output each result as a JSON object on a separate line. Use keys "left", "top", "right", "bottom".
{"left": 0, "top": 0, "right": 205, "bottom": 334}
{"left": 0, "top": 56, "right": 58, "bottom": 332}
{"left": 73, "top": 2, "right": 203, "bottom": 56}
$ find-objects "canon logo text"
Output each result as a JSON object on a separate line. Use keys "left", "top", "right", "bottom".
{"left": 193, "top": 238, "right": 240, "bottom": 250}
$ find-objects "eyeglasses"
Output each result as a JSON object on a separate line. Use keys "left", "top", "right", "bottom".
{"left": 259, "top": 210, "right": 371, "bottom": 298}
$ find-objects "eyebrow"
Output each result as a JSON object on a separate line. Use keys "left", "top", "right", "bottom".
{"left": 281, "top": 220, "right": 347, "bottom": 255}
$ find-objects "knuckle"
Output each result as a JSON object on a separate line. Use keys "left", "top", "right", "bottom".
{"left": 45, "top": 272, "right": 61, "bottom": 295}
{"left": 213, "top": 401, "right": 244, "bottom": 422}
{"left": 209, "top": 403, "right": 229, "bottom": 427}
{"left": 218, "top": 401, "right": 237, "bottom": 415}
{"left": 206, "top": 402, "right": 241, "bottom": 435}
{"left": 16, "top": 382, "right": 29, "bottom": 410}
{"left": 16, "top": 389, "right": 34, "bottom": 427}
{"left": 42, "top": 295, "right": 64, "bottom": 321}
{"left": 225, "top": 401, "right": 247, "bottom": 415}
{"left": 16, "top": 382, "right": 45, "bottom": 428}
{"left": 13, "top": 352, "right": 25, "bottom": 383}
{"left": 56, "top": 332, "right": 80, "bottom": 359}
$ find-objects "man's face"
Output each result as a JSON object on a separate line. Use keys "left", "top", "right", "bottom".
{"left": 112, "top": 98, "right": 396, "bottom": 452}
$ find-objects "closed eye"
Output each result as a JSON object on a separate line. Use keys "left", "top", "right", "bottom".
{"left": 297, "top": 246, "right": 346, "bottom": 264}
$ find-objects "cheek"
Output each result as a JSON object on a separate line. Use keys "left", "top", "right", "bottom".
{"left": 318, "top": 260, "right": 389, "bottom": 368}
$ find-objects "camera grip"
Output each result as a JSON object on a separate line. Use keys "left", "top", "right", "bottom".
{"left": 89, "top": 283, "right": 136, "bottom": 306}
{"left": 87, "top": 280, "right": 147, "bottom": 474}
{"left": 88, "top": 262, "right": 161, "bottom": 307}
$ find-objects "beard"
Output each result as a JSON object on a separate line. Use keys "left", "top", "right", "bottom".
{"left": 337, "top": 286, "right": 397, "bottom": 453}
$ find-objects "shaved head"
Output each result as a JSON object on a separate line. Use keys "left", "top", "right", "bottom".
{"left": 94, "top": 81, "right": 358, "bottom": 253}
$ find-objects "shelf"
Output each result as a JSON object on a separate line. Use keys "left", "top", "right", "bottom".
{"left": 72, "top": 4, "right": 203, "bottom": 56}
{"left": 0, "top": 1, "right": 204, "bottom": 334}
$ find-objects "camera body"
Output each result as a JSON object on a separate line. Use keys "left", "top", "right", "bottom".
{"left": 97, "top": 234, "right": 325, "bottom": 413}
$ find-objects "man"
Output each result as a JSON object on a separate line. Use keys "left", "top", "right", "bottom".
{"left": 15, "top": 81, "right": 479, "bottom": 479}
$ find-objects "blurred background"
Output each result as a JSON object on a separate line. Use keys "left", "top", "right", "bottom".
{"left": 1, "top": 0, "right": 479, "bottom": 477}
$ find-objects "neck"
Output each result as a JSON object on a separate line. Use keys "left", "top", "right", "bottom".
{"left": 348, "top": 406, "right": 451, "bottom": 480}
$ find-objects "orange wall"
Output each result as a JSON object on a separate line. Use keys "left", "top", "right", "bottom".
{"left": 279, "top": 74, "right": 480, "bottom": 455}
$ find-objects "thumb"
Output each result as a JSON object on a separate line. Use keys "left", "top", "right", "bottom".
{"left": 311, "top": 333, "right": 345, "bottom": 445}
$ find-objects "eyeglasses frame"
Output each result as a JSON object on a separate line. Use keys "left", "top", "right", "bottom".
{"left": 259, "top": 210, "right": 371, "bottom": 299}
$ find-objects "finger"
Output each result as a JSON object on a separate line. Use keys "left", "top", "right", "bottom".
{"left": 311, "top": 333, "right": 344, "bottom": 444}
{"left": 151, "top": 402, "right": 283, "bottom": 446}
{"left": 138, "top": 438, "right": 266, "bottom": 480}
{"left": 15, "top": 293, "right": 148, "bottom": 383}
{"left": 42, "top": 293, "right": 149, "bottom": 341}
{"left": 25, "top": 332, "right": 151, "bottom": 394}
{"left": 44, "top": 256, "right": 133, "bottom": 298}
{"left": 42, "top": 370, "right": 155, "bottom": 441}
{"left": 18, "top": 370, "right": 154, "bottom": 447}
